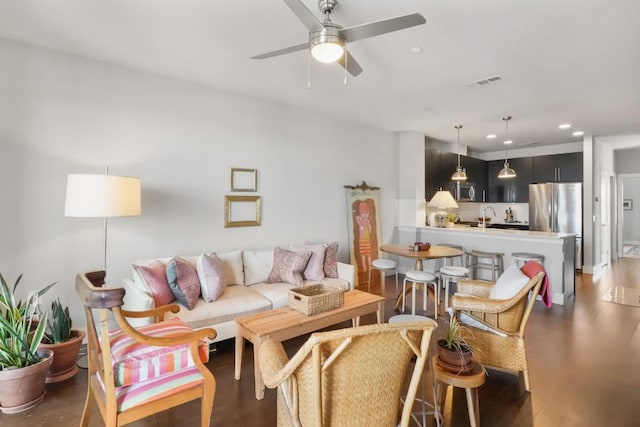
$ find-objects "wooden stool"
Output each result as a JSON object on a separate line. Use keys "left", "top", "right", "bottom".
{"left": 368, "top": 258, "right": 399, "bottom": 295}
{"left": 432, "top": 356, "right": 486, "bottom": 427}
{"left": 402, "top": 270, "right": 438, "bottom": 318}
{"left": 439, "top": 265, "right": 470, "bottom": 310}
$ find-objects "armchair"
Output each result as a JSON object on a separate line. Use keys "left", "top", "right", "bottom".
{"left": 258, "top": 321, "right": 436, "bottom": 427}
{"left": 75, "top": 271, "right": 217, "bottom": 427}
{"left": 450, "top": 271, "right": 545, "bottom": 391}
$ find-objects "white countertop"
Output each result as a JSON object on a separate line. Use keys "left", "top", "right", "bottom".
{"left": 416, "top": 224, "right": 575, "bottom": 239}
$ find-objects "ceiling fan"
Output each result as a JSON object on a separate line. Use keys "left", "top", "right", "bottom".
{"left": 251, "top": 0, "right": 426, "bottom": 76}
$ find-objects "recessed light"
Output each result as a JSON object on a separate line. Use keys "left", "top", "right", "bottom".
{"left": 504, "top": 140, "right": 513, "bottom": 145}
{"left": 572, "top": 131, "right": 584, "bottom": 136}
{"left": 411, "top": 47, "right": 423, "bottom": 54}
{"left": 486, "top": 134, "right": 496, "bottom": 139}
{"left": 558, "top": 123, "right": 571, "bottom": 129}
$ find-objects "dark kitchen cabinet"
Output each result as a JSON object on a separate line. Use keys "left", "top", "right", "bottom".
{"left": 462, "top": 156, "right": 488, "bottom": 202}
{"left": 532, "top": 152, "right": 583, "bottom": 183}
{"left": 425, "top": 148, "right": 458, "bottom": 200}
{"left": 487, "top": 157, "right": 533, "bottom": 203}
{"left": 425, "top": 148, "right": 487, "bottom": 202}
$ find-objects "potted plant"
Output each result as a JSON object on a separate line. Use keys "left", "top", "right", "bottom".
{"left": 0, "top": 273, "right": 56, "bottom": 414}
{"left": 436, "top": 316, "right": 474, "bottom": 373}
{"left": 38, "top": 299, "right": 85, "bottom": 383}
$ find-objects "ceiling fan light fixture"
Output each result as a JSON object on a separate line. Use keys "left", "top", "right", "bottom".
{"left": 310, "top": 25, "right": 345, "bottom": 63}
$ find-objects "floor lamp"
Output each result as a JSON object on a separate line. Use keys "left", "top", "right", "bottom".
{"left": 64, "top": 171, "right": 141, "bottom": 368}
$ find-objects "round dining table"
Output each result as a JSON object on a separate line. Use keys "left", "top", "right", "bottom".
{"left": 379, "top": 244, "right": 464, "bottom": 312}
{"left": 380, "top": 244, "right": 464, "bottom": 271}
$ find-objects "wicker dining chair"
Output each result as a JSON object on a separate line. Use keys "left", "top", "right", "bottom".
{"left": 258, "top": 321, "right": 436, "bottom": 427}
{"left": 75, "top": 271, "right": 217, "bottom": 427}
{"left": 450, "top": 271, "right": 545, "bottom": 391}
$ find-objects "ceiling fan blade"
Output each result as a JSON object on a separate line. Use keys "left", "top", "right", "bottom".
{"left": 337, "top": 51, "right": 363, "bottom": 77}
{"left": 251, "top": 42, "right": 309, "bottom": 60}
{"left": 282, "top": 0, "right": 324, "bottom": 31}
{"left": 339, "top": 13, "right": 426, "bottom": 43}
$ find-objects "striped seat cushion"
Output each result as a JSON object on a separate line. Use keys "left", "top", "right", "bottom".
{"left": 109, "top": 318, "right": 209, "bottom": 387}
{"left": 98, "top": 367, "right": 204, "bottom": 412}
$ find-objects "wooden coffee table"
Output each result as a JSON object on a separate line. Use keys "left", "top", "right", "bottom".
{"left": 235, "top": 289, "right": 385, "bottom": 400}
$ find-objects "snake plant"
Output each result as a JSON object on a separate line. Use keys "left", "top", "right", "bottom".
{"left": 0, "top": 273, "right": 56, "bottom": 369}
{"left": 44, "top": 299, "right": 72, "bottom": 344}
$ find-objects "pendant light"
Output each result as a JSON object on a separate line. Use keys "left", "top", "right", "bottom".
{"left": 451, "top": 124, "right": 468, "bottom": 181}
{"left": 498, "top": 116, "right": 517, "bottom": 179}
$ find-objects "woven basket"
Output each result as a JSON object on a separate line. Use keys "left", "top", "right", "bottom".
{"left": 288, "top": 284, "right": 344, "bottom": 316}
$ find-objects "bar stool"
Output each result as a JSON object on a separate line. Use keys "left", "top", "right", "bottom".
{"left": 439, "top": 265, "right": 470, "bottom": 310}
{"left": 466, "top": 250, "right": 504, "bottom": 280}
{"left": 511, "top": 252, "right": 545, "bottom": 268}
{"left": 435, "top": 244, "right": 465, "bottom": 270}
{"left": 402, "top": 270, "right": 439, "bottom": 318}
{"left": 368, "top": 259, "right": 399, "bottom": 294}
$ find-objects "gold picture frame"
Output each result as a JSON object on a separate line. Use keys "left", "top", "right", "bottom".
{"left": 230, "top": 168, "right": 257, "bottom": 192}
{"left": 224, "top": 195, "right": 262, "bottom": 227}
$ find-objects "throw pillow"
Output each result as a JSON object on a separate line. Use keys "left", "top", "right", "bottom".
{"left": 132, "top": 262, "right": 175, "bottom": 306}
{"left": 323, "top": 242, "right": 339, "bottom": 278}
{"left": 266, "top": 247, "right": 312, "bottom": 286}
{"left": 290, "top": 243, "right": 327, "bottom": 281}
{"left": 166, "top": 257, "right": 201, "bottom": 309}
{"left": 196, "top": 253, "right": 227, "bottom": 302}
{"left": 243, "top": 249, "right": 275, "bottom": 285}
{"left": 489, "top": 263, "right": 531, "bottom": 300}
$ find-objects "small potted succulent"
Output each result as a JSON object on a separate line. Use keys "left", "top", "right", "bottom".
{"left": 0, "top": 273, "right": 56, "bottom": 413}
{"left": 38, "top": 298, "right": 85, "bottom": 383}
{"left": 436, "top": 316, "right": 474, "bottom": 373}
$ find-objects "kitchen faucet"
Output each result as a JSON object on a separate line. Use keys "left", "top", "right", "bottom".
{"left": 482, "top": 206, "right": 496, "bottom": 229}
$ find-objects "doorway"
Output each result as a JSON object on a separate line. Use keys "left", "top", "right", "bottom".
{"left": 618, "top": 174, "right": 640, "bottom": 258}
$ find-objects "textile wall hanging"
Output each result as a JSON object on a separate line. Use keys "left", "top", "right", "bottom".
{"left": 344, "top": 181, "right": 382, "bottom": 289}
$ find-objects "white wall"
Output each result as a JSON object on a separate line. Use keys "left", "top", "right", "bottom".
{"left": 0, "top": 38, "right": 397, "bottom": 329}
{"left": 620, "top": 177, "right": 640, "bottom": 243}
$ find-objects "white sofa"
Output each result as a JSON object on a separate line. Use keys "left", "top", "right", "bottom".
{"left": 123, "top": 247, "right": 356, "bottom": 342}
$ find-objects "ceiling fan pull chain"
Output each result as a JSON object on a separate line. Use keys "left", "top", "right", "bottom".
{"left": 307, "top": 49, "right": 312, "bottom": 89}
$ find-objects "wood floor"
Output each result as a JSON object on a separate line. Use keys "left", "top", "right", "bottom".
{"left": 3, "top": 258, "right": 640, "bottom": 427}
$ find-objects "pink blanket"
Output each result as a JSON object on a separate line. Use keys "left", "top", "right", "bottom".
{"left": 520, "top": 260, "right": 552, "bottom": 308}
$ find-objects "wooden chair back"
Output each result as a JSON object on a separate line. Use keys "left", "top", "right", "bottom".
{"left": 75, "top": 271, "right": 216, "bottom": 427}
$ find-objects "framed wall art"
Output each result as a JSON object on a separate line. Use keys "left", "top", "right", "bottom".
{"left": 344, "top": 181, "right": 382, "bottom": 289}
{"left": 224, "top": 195, "right": 262, "bottom": 227}
{"left": 623, "top": 199, "right": 633, "bottom": 210}
{"left": 230, "top": 168, "right": 257, "bottom": 192}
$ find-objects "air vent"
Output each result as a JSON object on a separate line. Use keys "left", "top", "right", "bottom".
{"left": 465, "top": 75, "right": 506, "bottom": 89}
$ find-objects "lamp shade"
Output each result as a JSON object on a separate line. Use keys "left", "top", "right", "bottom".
{"left": 65, "top": 174, "right": 141, "bottom": 217}
{"left": 427, "top": 190, "right": 459, "bottom": 209}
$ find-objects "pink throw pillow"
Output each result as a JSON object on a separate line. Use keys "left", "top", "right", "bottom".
{"left": 291, "top": 244, "right": 327, "bottom": 281}
{"left": 166, "top": 257, "right": 201, "bottom": 310}
{"left": 133, "top": 262, "right": 175, "bottom": 306}
{"left": 267, "top": 247, "right": 312, "bottom": 286}
{"left": 196, "top": 253, "right": 227, "bottom": 302}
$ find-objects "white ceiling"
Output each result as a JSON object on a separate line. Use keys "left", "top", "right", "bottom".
{"left": 0, "top": 0, "right": 639, "bottom": 152}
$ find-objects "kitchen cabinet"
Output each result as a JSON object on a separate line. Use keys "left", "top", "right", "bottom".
{"left": 425, "top": 149, "right": 488, "bottom": 202}
{"left": 487, "top": 157, "right": 533, "bottom": 203}
{"left": 532, "top": 152, "right": 583, "bottom": 183}
{"left": 425, "top": 148, "right": 458, "bottom": 200}
{"left": 462, "top": 156, "right": 488, "bottom": 202}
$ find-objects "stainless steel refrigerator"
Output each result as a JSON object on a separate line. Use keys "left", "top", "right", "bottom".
{"left": 529, "top": 183, "right": 583, "bottom": 269}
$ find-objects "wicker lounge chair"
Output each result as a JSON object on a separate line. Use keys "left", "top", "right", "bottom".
{"left": 450, "top": 271, "right": 545, "bottom": 391}
{"left": 258, "top": 321, "right": 436, "bottom": 426}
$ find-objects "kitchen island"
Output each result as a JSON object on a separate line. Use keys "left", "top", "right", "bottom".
{"left": 394, "top": 225, "right": 576, "bottom": 305}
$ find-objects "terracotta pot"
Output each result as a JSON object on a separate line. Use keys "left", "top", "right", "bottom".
{"left": 436, "top": 339, "right": 473, "bottom": 372}
{"left": 0, "top": 348, "right": 54, "bottom": 413}
{"left": 39, "top": 329, "right": 85, "bottom": 383}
